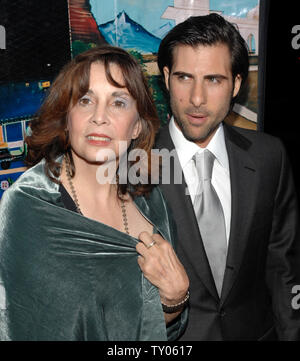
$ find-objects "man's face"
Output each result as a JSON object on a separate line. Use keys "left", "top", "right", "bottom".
{"left": 163, "top": 43, "right": 241, "bottom": 148}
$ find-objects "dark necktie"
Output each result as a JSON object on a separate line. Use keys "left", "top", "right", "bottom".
{"left": 193, "top": 149, "right": 227, "bottom": 296}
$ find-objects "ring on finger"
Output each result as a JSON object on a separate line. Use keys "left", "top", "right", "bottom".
{"left": 146, "top": 240, "right": 156, "bottom": 249}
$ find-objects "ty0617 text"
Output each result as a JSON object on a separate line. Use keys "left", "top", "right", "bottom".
{"left": 150, "top": 345, "right": 192, "bottom": 357}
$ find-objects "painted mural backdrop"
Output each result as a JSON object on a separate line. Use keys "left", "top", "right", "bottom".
{"left": 69, "top": 0, "right": 259, "bottom": 128}
{"left": 0, "top": 0, "right": 259, "bottom": 198}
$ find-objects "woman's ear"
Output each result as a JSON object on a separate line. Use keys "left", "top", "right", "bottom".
{"left": 65, "top": 113, "right": 70, "bottom": 131}
{"left": 131, "top": 118, "right": 142, "bottom": 140}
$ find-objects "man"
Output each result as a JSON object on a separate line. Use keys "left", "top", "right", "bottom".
{"left": 155, "top": 13, "right": 300, "bottom": 340}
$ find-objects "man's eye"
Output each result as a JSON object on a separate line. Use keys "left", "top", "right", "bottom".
{"left": 209, "top": 77, "right": 220, "bottom": 83}
{"left": 178, "top": 75, "right": 190, "bottom": 81}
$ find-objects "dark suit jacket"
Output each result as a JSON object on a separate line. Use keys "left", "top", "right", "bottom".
{"left": 155, "top": 123, "right": 300, "bottom": 340}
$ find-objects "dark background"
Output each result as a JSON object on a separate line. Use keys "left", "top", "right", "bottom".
{"left": 259, "top": 0, "right": 300, "bottom": 201}
{"left": 0, "top": 0, "right": 71, "bottom": 83}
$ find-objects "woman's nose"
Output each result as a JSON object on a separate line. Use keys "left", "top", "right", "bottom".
{"left": 90, "top": 103, "right": 110, "bottom": 126}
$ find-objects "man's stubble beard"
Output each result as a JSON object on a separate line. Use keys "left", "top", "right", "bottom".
{"left": 169, "top": 81, "right": 236, "bottom": 144}
{"left": 170, "top": 97, "right": 233, "bottom": 145}
{"left": 173, "top": 113, "right": 219, "bottom": 144}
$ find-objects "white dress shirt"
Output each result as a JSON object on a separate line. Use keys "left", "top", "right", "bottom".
{"left": 169, "top": 117, "right": 231, "bottom": 244}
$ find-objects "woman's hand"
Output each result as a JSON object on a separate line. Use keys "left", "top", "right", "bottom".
{"left": 136, "top": 232, "right": 189, "bottom": 323}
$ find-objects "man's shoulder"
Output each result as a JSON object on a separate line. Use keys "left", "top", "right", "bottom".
{"left": 224, "top": 124, "right": 289, "bottom": 176}
{"left": 224, "top": 123, "right": 284, "bottom": 151}
{"left": 154, "top": 122, "right": 285, "bottom": 156}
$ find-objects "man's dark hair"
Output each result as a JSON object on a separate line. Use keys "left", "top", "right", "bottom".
{"left": 157, "top": 13, "right": 249, "bottom": 91}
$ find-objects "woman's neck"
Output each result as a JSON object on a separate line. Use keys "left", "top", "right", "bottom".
{"left": 62, "top": 153, "right": 120, "bottom": 206}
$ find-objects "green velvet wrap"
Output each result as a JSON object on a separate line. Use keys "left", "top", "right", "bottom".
{"left": 0, "top": 159, "right": 187, "bottom": 341}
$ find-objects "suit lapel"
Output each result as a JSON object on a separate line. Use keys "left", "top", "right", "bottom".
{"left": 156, "top": 126, "right": 219, "bottom": 300}
{"left": 220, "top": 125, "right": 259, "bottom": 305}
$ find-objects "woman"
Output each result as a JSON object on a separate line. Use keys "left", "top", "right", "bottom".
{"left": 0, "top": 46, "right": 189, "bottom": 341}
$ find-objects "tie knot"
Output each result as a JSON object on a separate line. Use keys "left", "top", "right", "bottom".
{"left": 193, "top": 149, "right": 215, "bottom": 181}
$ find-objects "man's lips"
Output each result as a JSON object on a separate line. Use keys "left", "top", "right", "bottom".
{"left": 186, "top": 113, "right": 209, "bottom": 124}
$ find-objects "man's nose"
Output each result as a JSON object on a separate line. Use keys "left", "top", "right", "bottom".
{"left": 190, "top": 81, "right": 207, "bottom": 108}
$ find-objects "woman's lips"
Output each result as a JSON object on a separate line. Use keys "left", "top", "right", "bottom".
{"left": 86, "top": 133, "right": 112, "bottom": 146}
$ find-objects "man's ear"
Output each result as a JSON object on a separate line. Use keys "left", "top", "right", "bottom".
{"left": 163, "top": 66, "right": 170, "bottom": 91}
{"left": 233, "top": 74, "right": 242, "bottom": 97}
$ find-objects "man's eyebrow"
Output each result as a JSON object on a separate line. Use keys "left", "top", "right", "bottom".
{"left": 204, "top": 74, "right": 229, "bottom": 80}
{"left": 172, "top": 71, "right": 193, "bottom": 78}
{"left": 172, "top": 72, "right": 229, "bottom": 80}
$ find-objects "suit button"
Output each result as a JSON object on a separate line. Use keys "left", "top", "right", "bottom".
{"left": 219, "top": 310, "right": 226, "bottom": 317}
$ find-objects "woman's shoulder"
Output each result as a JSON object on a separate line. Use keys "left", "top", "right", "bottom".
{"left": 1, "top": 158, "right": 60, "bottom": 205}
{"left": 5, "top": 159, "right": 43, "bottom": 187}
{"left": 141, "top": 186, "right": 168, "bottom": 212}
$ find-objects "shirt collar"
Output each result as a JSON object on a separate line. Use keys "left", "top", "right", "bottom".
{"left": 169, "top": 117, "right": 229, "bottom": 172}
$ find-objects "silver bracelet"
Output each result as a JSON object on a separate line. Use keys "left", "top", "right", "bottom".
{"left": 161, "top": 291, "right": 190, "bottom": 314}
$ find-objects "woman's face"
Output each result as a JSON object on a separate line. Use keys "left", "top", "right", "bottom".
{"left": 67, "top": 62, "right": 141, "bottom": 166}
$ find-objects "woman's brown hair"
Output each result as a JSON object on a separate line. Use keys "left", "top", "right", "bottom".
{"left": 26, "top": 45, "right": 160, "bottom": 196}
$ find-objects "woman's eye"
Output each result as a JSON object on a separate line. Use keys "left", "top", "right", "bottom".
{"left": 113, "top": 99, "right": 127, "bottom": 108}
{"left": 78, "top": 96, "right": 92, "bottom": 106}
